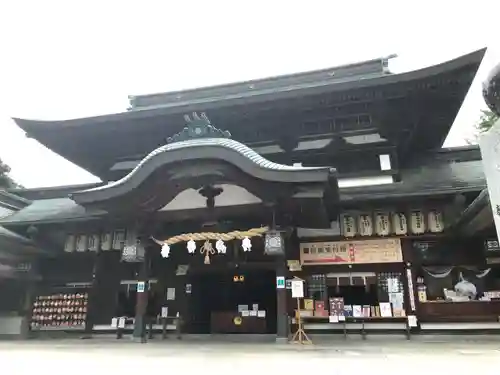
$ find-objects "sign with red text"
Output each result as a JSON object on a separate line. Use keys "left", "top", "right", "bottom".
{"left": 300, "top": 238, "right": 402, "bottom": 265}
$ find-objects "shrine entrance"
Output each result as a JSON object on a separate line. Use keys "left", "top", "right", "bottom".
{"left": 68, "top": 112, "right": 339, "bottom": 341}
{"left": 187, "top": 267, "right": 277, "bottom": 335}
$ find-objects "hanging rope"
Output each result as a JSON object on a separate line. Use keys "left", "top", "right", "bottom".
{"left": 151, "top": 226, "right": 269, "bottom": 246}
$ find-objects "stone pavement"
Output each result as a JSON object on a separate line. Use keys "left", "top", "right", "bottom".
{"left": 1, "top": 337, "right": 500, "bottom": 375}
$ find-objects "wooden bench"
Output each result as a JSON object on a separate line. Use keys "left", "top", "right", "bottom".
{"left": 297, "top": 315, "right": 410, "bottom": 340}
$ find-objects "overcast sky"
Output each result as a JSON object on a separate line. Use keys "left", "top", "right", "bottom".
{"left": 0, "top": 1, "right": 499, "bottom": 188}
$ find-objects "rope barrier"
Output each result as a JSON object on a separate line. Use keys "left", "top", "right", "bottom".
{"left": 151, "top": 226, "right": 269, "bottom": 246}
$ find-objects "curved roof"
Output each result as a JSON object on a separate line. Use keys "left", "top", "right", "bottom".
{"left": 14, "top": 49, "right": 486, "bottom": 131}
{"left": 12, "top": 49, "right": 487, "bottom": 179}
{"left": 70, "top": 137, "right": 337, "bottom": 205}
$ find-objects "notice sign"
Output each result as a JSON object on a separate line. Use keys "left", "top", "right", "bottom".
{"left": 137, "top": 281, "right": 146, "bottom": 293}
{"left": 300, "top": 238, "right": 402, "bottom": 266}
{"left": 291, "top": 279, "right": 304, "bottom": 298}
{"left": 276, "top": 276, "right": 285, "bottom": 289}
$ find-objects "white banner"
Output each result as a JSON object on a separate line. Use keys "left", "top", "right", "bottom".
{"left": 479, "top": 118, "right": 500, "bottom": 242}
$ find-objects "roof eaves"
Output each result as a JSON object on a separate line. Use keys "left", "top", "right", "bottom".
{"left": 12, "top": 48, "right": 486, "bottom": 132}
{"left": 449, "top": 189, "right": 492, "bottom": 230}
{"left": 0, "top": 190, "right": 32, "bottom": 210}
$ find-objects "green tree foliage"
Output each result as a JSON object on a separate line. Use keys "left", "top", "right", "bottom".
{"left": 475, "top": 109, "right": 499, "bottom": 134}
{"left": 0, "top": 158, "right": 19, "bottom": 189}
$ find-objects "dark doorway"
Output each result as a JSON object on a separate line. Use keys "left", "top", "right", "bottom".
{"left": 188, "top": 269, "right": 277, "bottom": 334}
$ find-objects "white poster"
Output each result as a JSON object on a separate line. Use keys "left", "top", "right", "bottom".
{"left": 291, "top": 280, "right": 304, "bottom": 298}
{"left": 167, "top": 288, "right": 176, "bottom": 301}
{"left": 480, "top": 121, "right": 500, "bottom": 242}
{"left": 161, "top": 307, "right": 169, "bottom": 318}
{"left": 407, "top": 315, "right": 418, "bottom": 328}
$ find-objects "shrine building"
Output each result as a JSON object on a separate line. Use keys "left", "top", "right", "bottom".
{"left": 2, "top": 48, "right": 500, "bottom": 341}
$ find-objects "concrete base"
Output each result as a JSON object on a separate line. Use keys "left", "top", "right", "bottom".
{"left": 275, "top": 337, "right": 288, "bottom": 344}
{"left": 131, "top": 336, "right": 147, "bottom": 343}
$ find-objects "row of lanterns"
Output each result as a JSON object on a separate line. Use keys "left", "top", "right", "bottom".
{"left": 342, "top": 210, "right": 444, "bottom": 238}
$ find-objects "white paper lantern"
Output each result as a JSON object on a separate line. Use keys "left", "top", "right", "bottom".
{"left": 215, "top": 239, "right": 227, "bottom": 254}
{"left": 342, "top": 215, "right": 356, "bottom": 238}
{"left": 187, "top": 239, "right": 196, "bottom": 253}
{"left": 358, "top": 214, "right": 373, "bottom": 237}
{"left": 392, "top": 212, "right": 408, "bottom": 235}
{"left": 428, "top": 210, "right": 444, "bottom": 233}
{"left": 242, "top": 236, "right": 252, "bottom": 252}
{"left": 410, "top": 211, "right": 425, "bottom": 234}
{"left": 161, "top": 244, "right": 171, "bottom": 258}
{"left": 375, "top": 213, "right": 390, "bottom": 236}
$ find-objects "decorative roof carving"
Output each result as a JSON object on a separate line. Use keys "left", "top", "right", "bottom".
{"left": 166, "top": 112, "right": 231, "bottom": 144}
{"left": 483, "top": 62, "right": 500, "bottom": 116}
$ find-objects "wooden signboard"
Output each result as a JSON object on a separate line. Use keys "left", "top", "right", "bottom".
{"left": 300, "top": 238, "right": 402, "bottom": 265}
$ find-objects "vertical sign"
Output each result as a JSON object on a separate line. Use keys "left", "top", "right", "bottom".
{"left": 480, "top": 121, "right": 500, "bottom": 242}
{"left": 291, "top": 279, "right": 304, "bottom": 298}
{"left": 276, "top": 276, "right": 285, "bottom": 289}
{"left": 406, "top": 268, "right": 416, "bottom": 311}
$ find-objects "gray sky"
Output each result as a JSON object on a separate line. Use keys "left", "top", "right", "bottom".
{"left": 0, "top": 1, "right": 499, "bottom": 188}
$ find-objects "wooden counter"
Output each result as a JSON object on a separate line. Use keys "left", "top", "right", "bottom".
{"left": 419, "top": 301, "right": 500, "bottom": 322}
{"left": 210, "top": 311, "right": 267, "bottom": 334}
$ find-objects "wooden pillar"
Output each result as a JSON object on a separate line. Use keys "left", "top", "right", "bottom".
{"left": 133, "top": 248, "right": 150, "bottom": 342}
{"left": 176, "top": 272, "right": 188, "bottom": 335}
{"left": 18, "top": 259, "right": 42, "bottom": 340}
{"left": 19, "top": 278, "right": 37, "bottom": 340}
{"left": 276, "top": 259, "right": 288, "bottom": 342}
{"left": 83, "top": 247, "right": 103, "bottom": 337}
